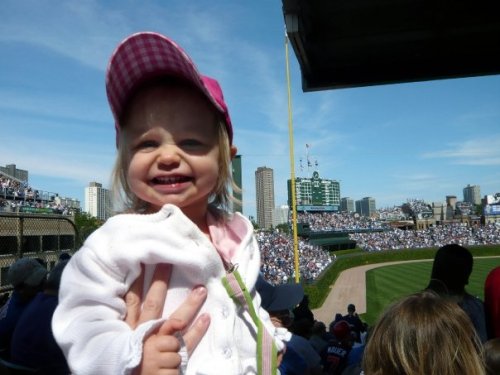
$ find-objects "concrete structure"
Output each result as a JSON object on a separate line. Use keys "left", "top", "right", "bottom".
{"left": 446, "top": 195, "right": 457, "bottom": 210}
{"left": 356, "top": 197, "right": 376, "bottom": 217}
{"left": 0, "top": 164, "right": 28, "bottom": 182}
{"left": 84, "top": 182, "right": 112, "bottom": 221}
{"left": 255, "top": 167, "right": 275, "bottom": 230}
{"left": 231, "top": 155, "right": 243, "bottom": 214}
{"left": 483, "top": 193, "right": 500, "bottom": 223}
{"left": 282, "top": 1, "right": 500, "bottom": 91}
{"left": 340, "top": 197, "right": 355, "bottom": 213}
{"left": 463, "top": 184, "right": 481, "bottom": 205}
{"left": 432, "top": 202, "right": 446, "bottom": 222}
{"left": 273, "top": 205, "right": 289, "bottom": 228}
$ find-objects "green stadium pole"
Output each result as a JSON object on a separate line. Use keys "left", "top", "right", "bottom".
{"left": 285, "top": 32, "right": 300, "bottom": 284}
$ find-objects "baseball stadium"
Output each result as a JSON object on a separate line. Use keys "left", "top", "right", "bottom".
{"left": 2, "top": 1, "right": 500, "bottom": 373}
{"left": 2, "top": 165, "right": 500, "bottom": 325}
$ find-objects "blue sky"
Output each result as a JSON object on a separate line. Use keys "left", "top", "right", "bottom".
{"left": 1, "top": 1, "right": 500, "bottom": 219}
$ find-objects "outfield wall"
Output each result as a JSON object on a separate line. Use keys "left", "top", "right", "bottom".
{"left": 0, "top": 213, "right": 76, "bottom": 290}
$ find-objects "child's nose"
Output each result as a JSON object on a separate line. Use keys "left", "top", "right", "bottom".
{"left": 156, "top": 144, "right": 181, "bottom": 166}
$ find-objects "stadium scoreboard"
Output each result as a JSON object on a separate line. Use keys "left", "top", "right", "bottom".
{"left": 287, "top": 171, "right": 340, "bottom": 212}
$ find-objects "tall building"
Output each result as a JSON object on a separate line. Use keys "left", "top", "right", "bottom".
{"left": 0, "top": 164, "right": 28, "bottom": 182}
{"left": 446, "top": 195, "right": 457, "bottom": 210}
{"left": 355, "top": 197, "right": 376, "bottom": 217}
{"left": 340, "top": 197, "right": 355, "bottom": 213}
{"left": 287, "top": 171, "right": 340, "bottom": 212}
{"left": 255, "top": 167, "right": 275, "bottom": 229}
{"left": 231, "top": 155, "right": 243, "bottom": 214}
{"left": 463, "top": 184, "right": 481, "bottom": 205}
{"left": 273, "top": 205, "right": 289, "bottom": 227}
{"left": 85, "top": 182, "right": 112, "bottom": 221}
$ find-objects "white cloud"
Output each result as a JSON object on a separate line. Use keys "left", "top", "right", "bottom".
{"left": 422, "top": 136, "right": 500, "bottom": 166}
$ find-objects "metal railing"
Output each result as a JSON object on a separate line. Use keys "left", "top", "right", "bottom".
{"left": 0, "top": 213, "right": 77, "bottom": 291}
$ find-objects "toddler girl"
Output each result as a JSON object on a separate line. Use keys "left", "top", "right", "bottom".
{"left": 52, "top": 32, "right": 284, "bottom": 375}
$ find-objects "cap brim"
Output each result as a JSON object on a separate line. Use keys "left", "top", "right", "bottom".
{"left": 256, "top": 275, "right": 304, "bottom": 312}
{"left": 269, "top": 283, "right": 304, "bottom": 312}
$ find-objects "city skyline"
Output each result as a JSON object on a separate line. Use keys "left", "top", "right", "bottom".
{"left": 0, "top": 162, "right": 496, "bottom": 214}
{"left": 1, "top": 1, "right": 500, "bottom": 219}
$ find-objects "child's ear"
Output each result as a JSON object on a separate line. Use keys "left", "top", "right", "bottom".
{"left": 230, "top": 146, "right": 238, "bottom": 160}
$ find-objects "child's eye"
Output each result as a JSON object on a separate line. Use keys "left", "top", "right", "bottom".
{"left": 134, "top": 140, "right": 158, "bottom": 150}
{"left": 178, "top": 139, "right": 205, "bottom": 150}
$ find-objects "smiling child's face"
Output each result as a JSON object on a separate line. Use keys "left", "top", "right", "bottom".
{"left": 122, "top": 83, "right": 221, "bottom": 225}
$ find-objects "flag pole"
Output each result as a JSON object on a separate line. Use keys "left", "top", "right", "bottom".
{"left": 285, "top": 31, "right": 300, "bottom": 283}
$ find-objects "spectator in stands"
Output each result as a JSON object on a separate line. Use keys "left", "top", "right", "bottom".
{"left": 342, "top": 304, "right": 366, "bottom": 343}
{"left": 0, "top": 258, "right": 47, "bottom": 356}
{"left": 10, "top": 260, "right": 70, "bottom": 374}
{"left": 291, "top": 295, "right": 316, "bottom": 342}
{"left": 484, "top": 338, "right": 500, "bottom": 375}
{"left": 308, "top": 321, "right": 328, "bottom": 355}
{"left": 363, "top": 291, "right": 485, "bottom": 375}
{"left": 256, "top": 275, "right": 323, "bottom": 375}
{"left": 343, "top": 326, "right": 370, "bottom": 375}
{"left": 58, "top": 252, "right": 72, "bottom": 262}
{"left": 426, "top": 244, "right": 488, "bottom": 342}
{"left": 293, "top": 294, "right": 315, "bottom": 325}
{"left": 484, "top": 266, "right": 500, "bottom": 339}
{"left": 0, "top": 293, "right": 9, "bottom": 309}
{"left": 322, "top": 320, "right": 354, "bottom": 374}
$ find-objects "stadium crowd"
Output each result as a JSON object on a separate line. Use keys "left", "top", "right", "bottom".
{"left": 402, "top": 198, "right": 434, "bottom": 218}
{"left": 349, "top": 223, "right": 500, "bottom": 251}
{"left": 257, "top": 230, "right": 335, "bottom": 285}
{"left": 297, "top": 211, "right": 389, "bottom": 231}
{"left": 0, "top": 174, "right": 71, "bottom": 215}
{"left": 256, "top": 209, "right": 500, "bottom": 283}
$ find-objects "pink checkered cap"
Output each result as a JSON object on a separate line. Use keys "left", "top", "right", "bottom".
{"left": 105, "top": 32, "right": 233, "bottom": 144}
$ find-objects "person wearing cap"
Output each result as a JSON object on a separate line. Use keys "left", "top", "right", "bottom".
{"left": 0, "top": 258, "right": 48, "bottom": 355}
{"left": 256, "top": 276, "right": 323, "bottom": 375}
{"left": 52, "top": 32, "right": 283, "bottom": 375}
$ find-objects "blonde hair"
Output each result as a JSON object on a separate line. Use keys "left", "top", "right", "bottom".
{"left": 110, "top": 79, "right": 239, "bottom": 216}
{"left": 484, "top": 338, "right": 500, "bottom": 375}
{"left": 363, "top": 291, "right": 485, "bottom": 375}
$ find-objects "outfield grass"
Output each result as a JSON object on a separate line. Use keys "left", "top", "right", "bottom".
{"left": 304, "top": 245, "right": 500, "bottom": 310}
{"left": 362, "top": 257, "right": 500, "bottom": 325}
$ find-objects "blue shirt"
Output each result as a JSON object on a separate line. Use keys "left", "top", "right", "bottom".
{"left": 0, "top": 291, "right": 31, "bottom": 352}
{"left": 10, "top": 292, "right": 69, "bottom": 374}
{"left": 279, "top": 345, "right": 308, "bottom": 375}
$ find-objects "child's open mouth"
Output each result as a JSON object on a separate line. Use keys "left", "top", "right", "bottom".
{"left": 152, "top": 176, "right": 192, "bottom": 185}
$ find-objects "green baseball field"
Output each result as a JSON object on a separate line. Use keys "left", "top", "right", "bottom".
{"left": 363, "top": 257, "right": 500, "bottom": 325}
{"left": 305, "top": 245, "right": 500, "bottom": 326}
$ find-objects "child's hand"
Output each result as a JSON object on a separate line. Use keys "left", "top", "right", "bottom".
{"left": 125, "top": 263, "right": 210, "bottom": 374}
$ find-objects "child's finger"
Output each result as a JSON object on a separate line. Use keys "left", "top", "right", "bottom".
{"left": 182, "top": 313, "right": 210, "bottom": 356}
{"left": 156, "top": 314, "right": 210, "bottom": 362}
{"left": 157, "top": 286, "right": 210, "bottom": 356}
{"left": 166, "top": 286, "right": 207, "bottom": 332}
{"left": 125, "top": 264, "right": 145, "bottom": 328}
{"left": 138, "top": 263, "right": 172, "bottom": 324}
